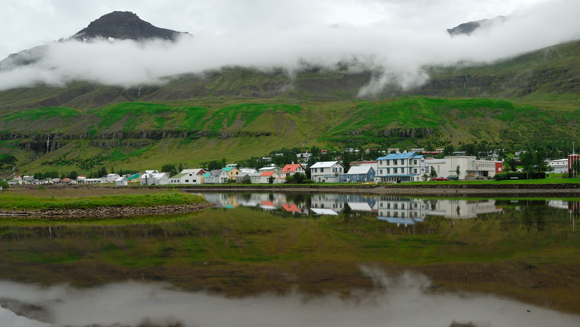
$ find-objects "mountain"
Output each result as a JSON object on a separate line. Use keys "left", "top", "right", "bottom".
{"left": 0, "top": 11, "right": 189, "bottom": 71}
{"left": 447, "top": 16, "right": 507, "bottom": 36}
{"left": 1, "top": 13, "right": 580, "bottom": 176}
{"left": 71, "top": 11, "right": 190, "bottom": 41}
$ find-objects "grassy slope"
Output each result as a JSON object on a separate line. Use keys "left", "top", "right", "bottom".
{"left": 1, "top": 96, "right": 579, "bottom": 175}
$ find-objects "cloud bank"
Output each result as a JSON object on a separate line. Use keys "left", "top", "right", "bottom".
{"left": 0, "top": 0, "right": 579, "bottom": 95}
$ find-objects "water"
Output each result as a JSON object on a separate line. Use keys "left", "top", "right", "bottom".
{"left": 0, "top": 192, "right": 579, "bottom": 327}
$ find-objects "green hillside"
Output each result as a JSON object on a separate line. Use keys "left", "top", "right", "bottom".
{"left": 2, "top": 40, "right": 580, "bottom": 175}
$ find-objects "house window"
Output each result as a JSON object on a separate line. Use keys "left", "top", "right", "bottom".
{"left": 380, "top": 203, "right": 383, "bottom": 207}
{"left": 394, "top": 168, "right": 398, "bottom": 174}
{"left": 414, "top": 160, "right": 417, "bottom": 165}
{"left": 401, "top": 204, "right": 405, "bottom": 209}
{"left": 380, "top": 170, "right": 383, "bottom": 174}
{"left": 414, "top": 169, "right": 417, "bottom": 174}
{"left": 387, "top": 168, "right": 390, "bottom": 174}
{"left": 401, "top": 168, "right": 404, "bottom": 174}
{"left": 185, "top": 180, "right": 189, "bottom": 182}
{"left": 387, "top": 203, "right": 391, "bottom": 209}
{"left": 387, "top": 160, "right": 390, "bottom": 166}
{"left": 394, "top": 203, "right": 398, "bottom": 209}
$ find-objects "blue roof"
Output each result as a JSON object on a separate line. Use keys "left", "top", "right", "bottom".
{"left": 377, "top": 152, "right": 423, "bottom": 160}
{"left": 222, "top": 167, "right": 237, "bottom": 172}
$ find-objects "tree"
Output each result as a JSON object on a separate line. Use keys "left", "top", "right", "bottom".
{"left": 0, "top": 180, "right": 9, "bottom": 189}
{"left": 521, "top": 151, "right": 535, "bottom": 179}
{"left": 533, "top": 147, "right": 549, "bottom": 177}
{"left": 456, "top": 165, "right": 461, "bottom": 178}
{"left": 268, "top": 176, "right": 275, "bottom": 184}
{"left": 0, "top": 154, "right": 17, "bottom": 170}
{"left": 430, "top": 167, "right": 438, "bottom": 179}
{"left": 178, "top": 163, "right": 183, "bottom": 172}
{"left": 342, "top": 151, "right": 351, "bottom": 174}
{"left": 422, "top": 173, "right": 429, "bottom": 182}
{"left": 162, "top": 164, "right": 178, "bottom": 176}
{"left": 508, "top": 158, "right": 517, "bottom": 172}
{"left": 69, "top": 171, "right": 78, "bottom": 180}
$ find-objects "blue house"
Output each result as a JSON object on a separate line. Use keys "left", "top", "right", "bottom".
{"left": 339, "top": 166, "right": 376, "bottom": 182}
{"left": 376, "top": 152, "right": 426, "bottom": 182}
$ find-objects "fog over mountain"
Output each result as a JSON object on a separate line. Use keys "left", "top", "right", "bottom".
{"left": 0, "top": 0, "right": 579, "bottom": 95}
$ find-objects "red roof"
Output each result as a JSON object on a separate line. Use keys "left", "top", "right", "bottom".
{"left": 261, "top": 171, "right": 276, "bottom": 177}
{"left": 281, "top": 164, "right": 303, "bottom": 172}
{"left": 282, "top": 203, "right": 301, "bottom": 213}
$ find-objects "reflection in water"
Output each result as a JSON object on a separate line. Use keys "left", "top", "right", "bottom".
{"left": 2, "top": 192, "right": 580, "bottom": 326}
{"left": 1, "top": 267, "right": 580, "bottom": 327}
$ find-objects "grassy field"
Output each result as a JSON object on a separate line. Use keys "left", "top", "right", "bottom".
{"left": 0, "top": 188, "right": 205, "bottom": 210}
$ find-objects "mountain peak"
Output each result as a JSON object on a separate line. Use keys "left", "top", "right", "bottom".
{"left": 71, "top": 11, "right": 189, "bottom": 41}
{"left": 447, "top": 16, "right": 507, "bottom": 36}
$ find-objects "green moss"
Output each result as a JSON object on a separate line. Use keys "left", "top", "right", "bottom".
{"left": 205, "top": 103, "right": 302, "bottom": 132}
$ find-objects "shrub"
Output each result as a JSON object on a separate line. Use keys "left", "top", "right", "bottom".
{"left": 0, "top": 181, "right": 9, "bottom": 189}
{"left": 241, "top": 179, "right": 252, "bottom": 184}
{"left": 38, "top": 185, "right": 47, "bottom": 190}
{"left": 494, "top": 172, "right": 528, "bottom": 181}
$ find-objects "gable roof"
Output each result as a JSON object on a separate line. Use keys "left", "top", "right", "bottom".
{"left": 170, "top": 173, "right": 187, "bottom": 179}
{"left": 202, "top": 172, "right": 210, "bottom": 178}
{"left": 115, "top": 177, "right": 127, "bottom": 182}
{"left": 222, "top": 167, "right": 239, "bottom": 172}
{"left": 261, "top": 171, "right": 276, "bottom": 177}
{"left": 210, "top": 170, "right": 226, "bottom": 177}
{"left": 310, "top": 161, "right": 343, "bottom": 169}
{"left": 346, "top": 166, "right": 374, "bottom": 175}
{"left": 282, "top": 164, "right": 303, "bottom": 172}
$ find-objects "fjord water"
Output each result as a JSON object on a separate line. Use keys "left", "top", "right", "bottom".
{"left": 1, "top": 193, "right": 579, "bottom": 327}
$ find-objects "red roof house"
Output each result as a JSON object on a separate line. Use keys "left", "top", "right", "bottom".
{"left": 281, "top": 164, "right": 306, "bottom": 176}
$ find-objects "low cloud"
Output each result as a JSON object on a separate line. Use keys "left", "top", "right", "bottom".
{"left": 0, "top": 0, "right": 579, "bottom": 95}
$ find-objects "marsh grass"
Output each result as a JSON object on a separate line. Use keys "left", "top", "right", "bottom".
{"left": 0, "top": 188, "right": 205, "bottom": 210}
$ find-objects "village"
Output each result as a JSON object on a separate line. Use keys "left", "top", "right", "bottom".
{"left": 4, "top": 146, "right": 577, "bottom": 187}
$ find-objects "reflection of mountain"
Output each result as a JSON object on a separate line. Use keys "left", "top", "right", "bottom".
{"left": 377, "top": 197, "right": 427, "bottom": 226}
{"left": 428, "top": 200, "right": 502, "bottom": 219}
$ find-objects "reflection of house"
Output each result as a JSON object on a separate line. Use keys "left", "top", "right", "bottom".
{"left": 310, "top": 194, "right": 345, "bottom": 214}
{"left": 427, "top": 200, "right": 503, "bottom": 219}
{"left": 203, "top": 193, "right": 234, "bottom": 208}
{"left": 377, "top": 197, "right": 427, "bottom": 226}
{"left": 547, "top": 200, "right": 580, "bottom": 212}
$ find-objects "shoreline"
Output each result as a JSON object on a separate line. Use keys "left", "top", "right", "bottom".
{"left": 0, "top": 202, "right": 216, "bottom": 219}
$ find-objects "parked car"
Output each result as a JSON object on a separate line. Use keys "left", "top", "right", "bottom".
{"left": 433, "top": 177, "right": 449, "bottom": 181}
{"left": 447, "top": 175, "right": 459, "bottom": 180}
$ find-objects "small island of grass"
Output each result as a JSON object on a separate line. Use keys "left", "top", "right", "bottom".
{"left": 0, "top": 188, "right": 212, "bottom": 218}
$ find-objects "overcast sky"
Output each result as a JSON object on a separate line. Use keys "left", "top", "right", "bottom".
{"left": 0, "top": 0, "right": 578, "bottom": 93}
{"left": 0, "top": 0, "right": 555, "bottom": 59}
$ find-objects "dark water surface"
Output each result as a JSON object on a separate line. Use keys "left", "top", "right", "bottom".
{"left": 1, "top": 192, "right": 579, "bottom": 327}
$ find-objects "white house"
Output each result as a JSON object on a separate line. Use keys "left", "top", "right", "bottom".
{"left": 169, "top": 171, "right": 203, "bottom": 185}
{"left": 280, "top": 164, "right": 306, "bottom": 177}
{"left": 106, "top": 174, "right": 120, "bottom": 183}
{"left": 141, "top": 172, "right": 170, "bottom": 185}
{"left": 84, "top": 178, "right": 102, "bottom": 184}
{"left": 310, "top": 161, "right": 345, "bottom": 183}
{"left": 548, "top": 159, "right": 568, "bottom": 174}
{"left": 204, "top": 170, "right": 229, "bottom": 184}
{"left": 376, "top": 152, "right": 426, "bottom": 183}
{"left": 249, "top": 172, "right": 263, "bottom": 183}
{"left": 115, "top": 177, "right": 128, "bottom": 186}
{"left": 444, "top": 156, "right": 502, "bottom": 179}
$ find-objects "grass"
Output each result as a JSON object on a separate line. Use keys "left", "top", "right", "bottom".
{"left": 0, "top": 189, "right": 205, "bottom": 210}
{"left": 3, "top": 107, "right": 79, "bottom": 123}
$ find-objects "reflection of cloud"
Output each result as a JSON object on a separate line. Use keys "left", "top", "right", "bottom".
{"left": 1, "top": 269, "right": 580, "bottom": 327}
{"left": 2, "top": 1, "right": 580, "bottom": 94}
